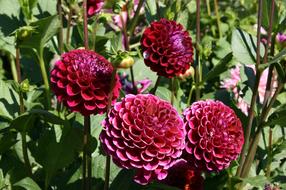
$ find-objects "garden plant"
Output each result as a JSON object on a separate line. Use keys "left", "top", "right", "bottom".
{"left": 0, "top": 0, "right": 285, "bottom": 190}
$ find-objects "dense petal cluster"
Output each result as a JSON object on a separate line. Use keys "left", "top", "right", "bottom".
{"left": 50, "top": 49, "right": 121, "bottom": 116}
{"left": 183, "top": 100, "right": 244, "bottom": 172}
{"left": 100, "top": 94, "right": 185, "bottom": 184}
{"left": 141, "top": 19, "right": 193, "bottom": 78}
{"left": 87, "top": 0, "right": 104, "bottom": 17}
{"left": 163, "top": 159, "right": 204, "bottom": 190}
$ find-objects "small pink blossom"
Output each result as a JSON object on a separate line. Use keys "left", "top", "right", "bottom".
{"left": 221, "top": 64, "right": 277, "bottom": 115}
{"left": 87, "top": 0, "right": 104, "bottom": 17}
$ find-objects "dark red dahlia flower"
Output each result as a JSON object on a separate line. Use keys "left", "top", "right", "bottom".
{"left": 87, "top": 0, "right": 104, "bottom": 17}
{"left": 50, "top": 49, "right": 121, "bottom": 116}
{"left": 140, "top": 18, "right": 194, "bottom": 78}
{"left": 163, "top": 159, "right": 204, "bottom": 190}
{"left": 100, "top": 94, "right": 186, "bottom": 185}
{"left": 183, "top": 100, "right": 244, "bottom": 172}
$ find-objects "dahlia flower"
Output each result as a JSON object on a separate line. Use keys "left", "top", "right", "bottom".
{"left": 183, "top": 100, "right": 244, "bottom": 172}
{"left": 87, "top": 0, "right": 104, "bottom": 17}
{"left": 141, "top": 19, "right": 194, "bottom": 78}
{"left": 100, "top": 94, "right": 186, "bottom": 184}
{"left": 50, "top": 49, "right": 121, "bottom": 116}
{"left": 276, "top": 33, "right": 286, "bottom": 48}
{"left": 221, "top": 64, "right": 277, "bottom": 115}
{"left": 163, "top": 159, "right": 204, "bottom": 190}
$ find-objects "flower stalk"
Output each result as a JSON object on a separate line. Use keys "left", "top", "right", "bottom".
{"left": 235, "top": 0, "right": 263, "bottom": 177}
{"left": 195, "top": 0, "right": 201, "bottom": 100}
{"left": 57, "top": 0, "right": 63, "bottom": 53}
{"left": 16, "top": 48, "right": 32, "bottom": 177}
{"left": 238, "top": 0, "right": 277, "bottom": 179}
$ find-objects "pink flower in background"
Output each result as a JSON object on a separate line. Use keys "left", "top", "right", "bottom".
{"left": 50, "top": 49, "right": 121, "bottom": 116}
{"left": 162, "top": 159, "right": 204, "bottom": 190}
{"left": 112, "top": 0, "right": 143, "bottom": 30}
{"left": 221, "top": 64, "right": 277, "bottom": 115}
{"left": 100, "top": 94, "right": 186, "bottom": 185}
{"left": 183, "top": 100, "right": 244, "bottom": 172}
{"left": 276, "top": 33, "right": 286, "bottom": 47}
{"left": 119, "top": 73, "right": 152, "bottom": 94}
{"left": 87, "top": 0, "right": 104, "bottom": 17}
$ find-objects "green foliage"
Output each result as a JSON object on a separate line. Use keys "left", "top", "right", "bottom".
{"left": 231, "top": 28, "right": 265, "bottom": 65}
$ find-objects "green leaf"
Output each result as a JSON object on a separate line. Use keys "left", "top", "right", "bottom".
{"left": 0, "top": 133, "right": 17, "bottom": 153}
{"left": 203, "top": 53, "right": 233, "bottom": 82}
{"left": 13, "top": 177, "right": 41, "bottom": 190}
{"left": 10, "top": 113, "right": 35, "bottom": 132}
{"left": 265, "top": 104, "right": 286, "bottom": 126}
{"left": 262, "top": 0, "right": 279, "bottom": 31}
{"left": 259, "top": 48, "right": 286, "bottom": 70}
{"left": 145, "top": 0, "right": 157, "bottom": 24}
{"left": 147, "top": 182, "right": 181, "bottom": 190}
{"left": 109, "top": 169, "right": 143, "bottom": 190}
{"left": 29, "top": 109, "right": 65, "bottom": 125}
{"left": 0, "top": 80, "right": 19, "bottom": 119}
{"left": 34, "top": 123, "right": 83, "bottom": 186}
{"left": 243, "top": 175, "right": 269, "bottom": 188}
{"left": 231, "top": 29, "right": 265, "bottom": 65}
{"left": 18, "top": 15, "right": 60, "bottom": 52}
{"left": 176, "top": 9, "right": 189, "bottom": 29}
{"left": 18, "top": 0, "right": 38, "bottom": 22}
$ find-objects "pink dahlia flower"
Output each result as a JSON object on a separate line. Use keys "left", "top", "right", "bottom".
{"left": 50, "top": 49, "right": 121, "bottom": 116}
{"left": 276, "top": 33, "right": 286, "bottom": 47}
{"left": 221, "top": 64, "right": 277, "bottom": 115}
{"left": 87, "top": 0, "right": 104, "bottom": 17}
{"left": 100, "top": 94, "right": 186, "bottom": 185}
{"left": 163, "top": 159, "right": 204, "bottom": 190}
{"left": 141, "top": 19, "right": 194, "bottom": 78}
{"left": 183, "top": 100, "right": 244, "bottom": 172}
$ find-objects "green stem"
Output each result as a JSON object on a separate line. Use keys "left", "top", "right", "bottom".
{"left": 66, "top": 9, "right": 72, "bottom": 45}
{"left": 150, "top": 76, "right": 161, "bottom": 95}
{"left": 38, "top": 51, "right": 51, "bottom": 109}
{"left": 206, "top": 0, "right": 211, "bottom": 16}
{"left": 236, "top": 0, "right": 263, "bottom": 177}
{"left": 214, "top": 0, "right": 222, "bottom": 38}
{"left": 16, "top": 48, "right": 32, "bottom": 177}
{"left": 57, "top": 0, "right": 63, "bottom": 53}
{"left": 9, "top": 54, "right": 18, "bottom": 82}
{"left": 170, "top": 78, "right": 175, "bottom": 105}
{"left": 266, "top": 128, "right": 272, "bottom": 178}
{"left": 129, "top": 0, "right": 145, "bottom": 37}
{"left": 195, "top": 0, "right": 201, "bottom": 100}
{"left": 104, "top": 67, "right": 118, "bottom": 190}
{"left": 238, "top": 0, "right": 276, "bottom": 178}
{"left": 187, "top": 84, "right": 195, "bottom": 106}
{"left": 83, "top": 115, "right": 91, "bottom": 190}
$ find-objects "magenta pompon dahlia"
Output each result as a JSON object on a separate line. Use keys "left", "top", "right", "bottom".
{"left": 183, "top": 100, "right": 244, "bottom": 172}
{"left": 50, "top": 49, "right": 121, "bottom": 116}
{"left": 87, "top": 0, "right": 104, "bottom": 17}
{"left": 141, "top": 18, "right": 194, "bottom": 78}
{"left": 99, "top": 94, "right": 186, "bottom": 185}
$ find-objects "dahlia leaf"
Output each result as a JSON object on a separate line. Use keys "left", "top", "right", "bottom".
{"left": 147, "top": 182, "right": 181, "bottom": 190}
{"left": 0, "top": 132, "right": 17, "bottom": 154}
{"left": 231, "top": 29, "right": 265, "bottom": 65}
{"left": 243, "top": 175, "right": 269, "bottom": 188}
{"left": 18, "top": 0, "right": 38, "bottom": 22}
{"left": 0, "top": 80, "right": 20, "bottom": 119}
{"left": 265, "top": 104, "right": 286, "bottom": 127}
{"left": 145, "top": 0, "right": 157, "bottom": 24}
{"left": 33, "top": 123, "right": 83, "bottom": 186}
{"left": 13, "top": 177, "right": 41, "bottom": 190}
{"left": 261, "top": 0, "right": 279, "bottom": 31}
{"left": 18, "top": 15, "right": 60, "bottom": 52}
{"left": 203, "top": 52, "right": 233, "bottom": 82}
{"left": 110, "top": 169, "right": 143, "bottom": 190}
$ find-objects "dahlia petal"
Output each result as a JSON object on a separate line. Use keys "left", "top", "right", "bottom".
{"left": 66, "top": 84, "right": 80, "bottom": 96}
{"left": 81, "top": 90, "right": 94, "bottom": 101}
{"left": 126, "top": 150, "right": 140, "bottom": 162}
{"left": 116, "top": 149, "right": 128, "bottom": 161}
{"left": 84, "top": 101, "right": 97, "bottom": 111}
{"left": 143, "top": 160, "right": 159, "bottom": 171}
{"left": 67, "top": 98, "right": 80, "bottom": 107}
